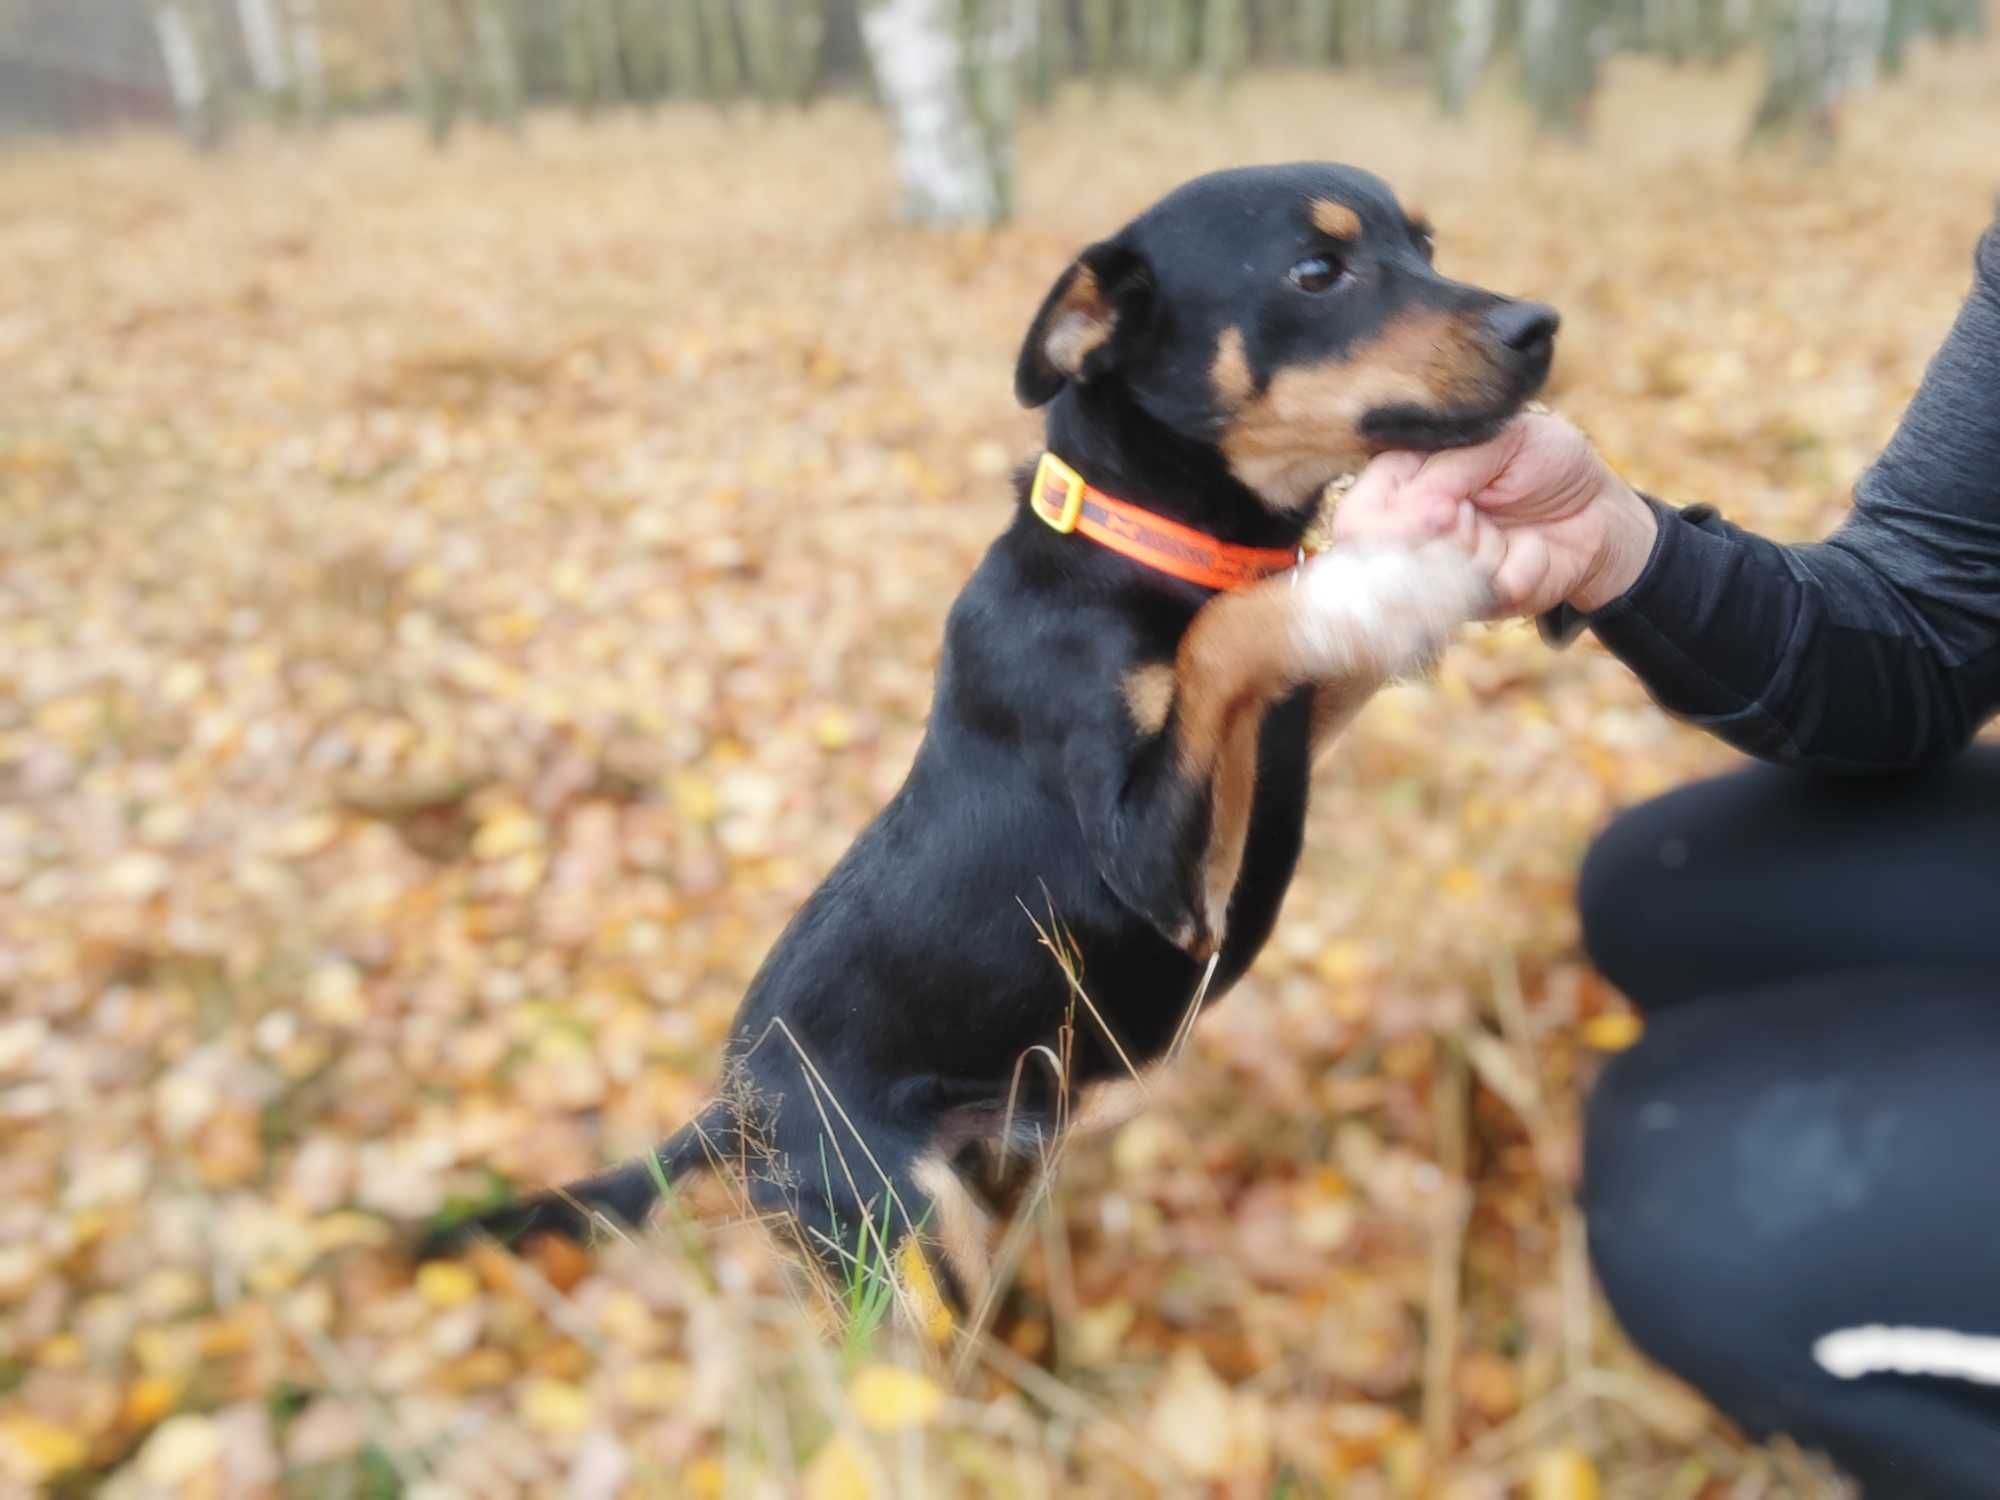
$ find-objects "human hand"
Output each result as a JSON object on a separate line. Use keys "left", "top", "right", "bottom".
{"left": 1330, "top": 414, "right": 1659, "bottom": 619}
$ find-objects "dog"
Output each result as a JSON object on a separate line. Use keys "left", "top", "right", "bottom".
{"left": 436, "top": 163, "right": 1557, "bottom": 1319}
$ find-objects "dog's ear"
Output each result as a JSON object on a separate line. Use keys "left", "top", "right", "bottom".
{"left": 1014, "top": 240, "right": 1153, "bottom": 408}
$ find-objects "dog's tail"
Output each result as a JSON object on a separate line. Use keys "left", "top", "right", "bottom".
{"left": 422, "top": 1101, "right": 737, "bottom": 1256}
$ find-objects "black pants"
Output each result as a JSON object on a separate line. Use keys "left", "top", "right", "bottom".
{"left": 1579, "top": 746, "right": 2000, "bottom": 1499}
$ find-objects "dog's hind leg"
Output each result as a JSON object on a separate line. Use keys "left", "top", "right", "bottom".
{"left": 747, "top": 1080, "right": 992, "bottom": 1343}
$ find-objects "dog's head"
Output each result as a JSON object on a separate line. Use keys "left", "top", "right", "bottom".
{"left": 1016, "top": 163, "right": 1557, "bottom": 511}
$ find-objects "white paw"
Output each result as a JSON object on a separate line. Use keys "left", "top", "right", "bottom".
{"left": 1290, "top": 540, "right": 1492, "bottom": 682}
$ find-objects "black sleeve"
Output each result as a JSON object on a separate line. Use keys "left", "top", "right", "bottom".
{"left": 1565, "top": 221, "right": 2000, "bottom": 773}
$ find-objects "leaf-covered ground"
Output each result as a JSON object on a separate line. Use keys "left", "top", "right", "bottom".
{"left": 3, "top": 45, "right": 1995, "bottom": 1498}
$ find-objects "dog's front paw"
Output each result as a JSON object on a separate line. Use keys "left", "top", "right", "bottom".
{"left": 1290, "top": 539, "right": 1492, "bottom": 682}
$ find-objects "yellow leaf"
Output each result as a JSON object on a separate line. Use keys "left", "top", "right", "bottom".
{"left": 1313, "top": 940, "right": 1370, "bottom": 986}
{"left": 0, "top": 1413, "right": 88, "bottom": 1481}
{"left": 895, "top": 1238, "right": 954, "bottom": 1346}
{"left": 472, "top": 807, "right": 543, "bottom": 860}
{"left": 272, "top": 813, "right": 340, "bottom": 857}
{"left": 517, "top": 1378, "right": 592, "bottom": 1437}
{"left": 1441, "top": 864, "right": 1484, "bottom": 901}
{"left": 684, "top": 1456, "right": 725, "bottom": 1499}
{"left": 803, "top": 1432, "right": 874, "bottom": 1500}
{"left": 813, "top": 709, "right": 856, "bottom": 751}
{"left": 848, "top": 1364, "right": 944, "bottom": 1433}
{"left": 668, "top": 771, "right": 719, "bottom": 824}
{"left": 417, "top": 1261, "right": 479, "bottom": 1308}
{"left": 35, "top": 1333, "right": 83, "bottom": 1368}
{"left": 1528, "top": 1446, "right": 1602, "bottom": 1500}
{"left": 123, "top": 1374, "right": 182, "bottom": 1429}
{"left": 1581, "top": 1012, "right": 1643, "bottom": 1052}
{"left": 617, "top": 1360, "right": 688, "bottom": 1411}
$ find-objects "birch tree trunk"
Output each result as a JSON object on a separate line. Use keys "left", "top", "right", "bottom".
{"left": 739, "top": 0, "right": 786, "bottom": 100}
{"left": 1521, "top": 0, "right": 1599, "bottom": 135}
{"left": 1435, "top": 0, "right": 1496, "bottom": 110}
{"left": 663, "top": 0, "right": 708, "bottom": 97}
{"left": 586, "top": 0, "right": 628, "bottom": 105}
{"left": 698, "top": 0, "right": 746, "bottom": 97}
{"left": 286, "top": 0, "right": 327, "bottom": 126}
{"left": 151, "top": 0, "right": 224, "bottom": 147}
{"left": 561, "top": 0, "right": 598, "bottom": 113}
{"left": 861, "top": 0, "right": 1013, "bottom": 226}
{"left": 236, "top": 0, "right": 293, "bottom": 96}
{"left": 1300, "top": 0, "right": 1343, "bottom": 59}
{"left": 407, "top": 0, "right": 454, "bottom": 143}
{"left": 1082, "top": 0, "right": 1117, "bottom": 91}
{"left": 615, "top": 0, "right": 668, "bottom": 105}
{"left": 1203, "top": 0, "right": 1247, "bottom": 88}
{"left": 1029, "top": 0, "right": 1071, "bottom": 103}
{"left": 1748, "top": 0, "right": 1889, "bottom": 147}
{"left": 470, "top": 0, "right": 524, "bottom": 129}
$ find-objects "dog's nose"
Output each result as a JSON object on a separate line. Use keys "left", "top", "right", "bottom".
{"left": 1487, "top": 300, "right": 1560, "bottom": 354}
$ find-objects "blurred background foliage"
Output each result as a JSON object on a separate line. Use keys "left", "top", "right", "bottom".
{"left": 1, "top": 0, "right": 1991, "bottom": 206}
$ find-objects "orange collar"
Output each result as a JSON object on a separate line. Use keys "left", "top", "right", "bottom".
{"left": 1028, "top": 452, "right": 1298, "bottom": 592}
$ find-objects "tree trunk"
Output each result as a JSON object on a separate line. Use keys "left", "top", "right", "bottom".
{"left": 663, "top": 0, "right": 708, "bottom": 96}
{"left": 698, "top": 0, "right": 746, "bottom": 96}
{"left": 739, "top": 0, "right": 787, "bottom": 100}
{"left": 1029, "top": 0, "right": 1071, "bottom": 102}
{"left": 784, "top": 0, "right": 832, "bottom": 103}
{"left": 1204, "top": 0, "right": 1248, "bottom": 88}
{"left": 861, "top": 0, "right": 1013, "bottom": 225}
{"left": 561, "top": 0, "right": 598, "bottom": 112}
{"left": 236, "top": 0, "right": 293, "bottom": 95}
{"left": 1694, "top": 0, "right": 1733, "bottom": 62}
{"left": 406, "top": 0, "right": 455, "bottom": 142}
{"left": 1748, "top": 0, "right": 1888, "bottom": 148}
{"left": 586, "top": 0, "right": 627, "bottom": 105}
{"left": 1300, "top": 0, "right": 1343, "bottom": 59}
{"left": 287, "top": 0, "right": 327, "bottom": 125}
{"left": 614, "top": 0, "right": 667, "bottom": 105}
{"left": 1435, "top": 0, "right": 1495, "bottom": 110}
{"left": 1521, "top": 0, "right": 1598, "bottom": 136}
{"left": 1082, "top": 0, "right": 1117, "bottom": 91}
{"left": 151, "top": 0, "right": 224, "bottom": 147}
{"left": 470, "top": 0, "right": 524, "bottom": 128}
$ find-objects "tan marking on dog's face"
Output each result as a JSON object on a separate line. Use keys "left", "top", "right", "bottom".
{"left": 1310, "top": 197, "right": 1363, "bottom": 240}
{"left": 909, "top": 1153, "right": 991, "bottom": 1317}
{"left": 1121, "top": 663, "right": 1175, "bottom": 736}
{"left": 1043, "top": 263, "right": 1115, "bottom": 377}
{"left": 1218, "top": 308, "right": 1503, "bottom": 509}
{"left": 1211, "top": 325, "right": 1255, "bottom": 407}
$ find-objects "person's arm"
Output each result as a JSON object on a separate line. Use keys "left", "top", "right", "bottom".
{"left": 1338, "top": 221, "right": 2000, "bottom": 773}
{"left": 1578, "top": 223, "right": 2000, "bottom": 771}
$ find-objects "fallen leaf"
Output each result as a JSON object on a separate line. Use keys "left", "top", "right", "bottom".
{"left": 848, "top": 1365, "right": 944, "bottom": 1432}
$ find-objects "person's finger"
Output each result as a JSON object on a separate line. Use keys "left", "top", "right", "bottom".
{"left": 1399, "top": 420, "right": 1532, "bottom": 514}
{"left": 1489, "top": 531, "right": 1554, "bottom": 619}
{"left": 1331, "top": 452, "right": 1444, "bottom": 545}
{"left": 1458, "top": 501, "right": 1507, "bottom": 584}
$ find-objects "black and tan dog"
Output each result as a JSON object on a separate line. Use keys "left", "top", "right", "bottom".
{"left": 441, "top": 163, "right": 1556, "bottom": 1313}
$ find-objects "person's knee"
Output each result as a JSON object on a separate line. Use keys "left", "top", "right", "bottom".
{"left": 1582, "top": 1030, "right": 1803, "bottom": 1434}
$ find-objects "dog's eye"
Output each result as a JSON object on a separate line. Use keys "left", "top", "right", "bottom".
{"left": 1413, "top": 227, "right": 1436, "bottom": 261}
{"left": 1288, "top": 255, "right": 1346, "bottom": 294}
